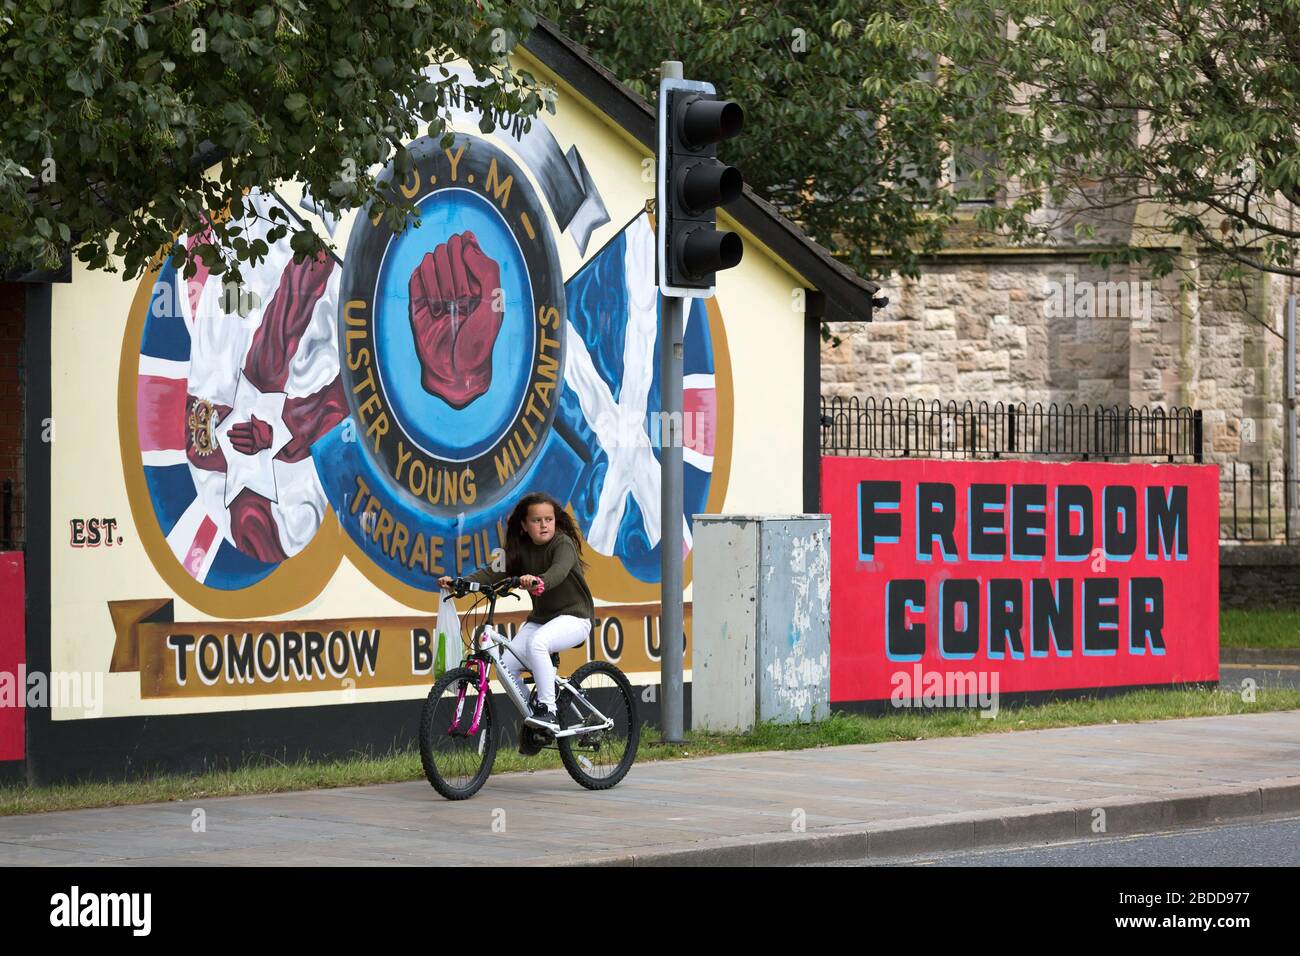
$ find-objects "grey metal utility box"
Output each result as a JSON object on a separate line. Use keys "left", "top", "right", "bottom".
{"left": 692, "top": 514, "right": 831, "bottom": 732}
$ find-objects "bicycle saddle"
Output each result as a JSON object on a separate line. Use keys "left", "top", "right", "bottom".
{"left": 521, "top": 653, "right": 562, "bottom": 676}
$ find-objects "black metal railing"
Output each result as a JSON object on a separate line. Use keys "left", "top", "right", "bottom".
{"left": 1222, "top": 462, "right": 1300, "bottom": 543}
{"left": 820, "top": 396, "right": 1202, "bottom": 463}
{"left": 1, "top": 479, "right": 13, "bottom": 551}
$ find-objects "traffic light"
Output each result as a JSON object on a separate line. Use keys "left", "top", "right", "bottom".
{"left": 657, "top": 77, "right": 744, "bottom": 297}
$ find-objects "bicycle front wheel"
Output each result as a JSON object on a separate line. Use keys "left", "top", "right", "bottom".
{"left": 556, "top": 661, "right": 639, "bottom": 790}
{"left": 419, "top": 666, "right": 498, "bottom": 800}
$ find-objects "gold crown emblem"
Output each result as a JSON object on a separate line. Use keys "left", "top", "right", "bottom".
{"left": 188, "top": 399, "right": 217, "bottom": 457}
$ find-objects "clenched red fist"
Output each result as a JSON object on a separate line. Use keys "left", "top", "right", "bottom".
{"left": 407, "top": 231, "right": 503, "bottom": 409}
{"left": 229, "top": 414, "right": 273, "bottom": 455}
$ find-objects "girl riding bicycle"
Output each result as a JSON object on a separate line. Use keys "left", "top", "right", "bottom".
{"left": 438, "top": 492, "right": 594, "bottom": 741}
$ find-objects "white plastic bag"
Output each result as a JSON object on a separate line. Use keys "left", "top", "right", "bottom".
{"left": 434, "top": 591, "right": 462, "bottom": 677}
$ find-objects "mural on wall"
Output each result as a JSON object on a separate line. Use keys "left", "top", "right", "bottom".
{"left": 118, "top": 112, "right": 733, "bottom": 640}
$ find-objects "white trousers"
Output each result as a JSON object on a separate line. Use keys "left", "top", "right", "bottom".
{"left": 499, "top": 615, "right": 589, "bottom": 709}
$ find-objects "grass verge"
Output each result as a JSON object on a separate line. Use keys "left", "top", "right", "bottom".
{"left": 2, "top": 684, "right": 1297, "bottom": 816}
{"left": 1221, "top": 609, "right": 1300, "bottom": 649}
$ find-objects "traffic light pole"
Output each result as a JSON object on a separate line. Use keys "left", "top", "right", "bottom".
{"left": 656, "top": 58, "right": 742, "bottom": 744}
{"left": 658, "top": 59, "right": 686, "bottom": 744}
{"left": 659, "top": 289, "right": 686, "bottom": 743}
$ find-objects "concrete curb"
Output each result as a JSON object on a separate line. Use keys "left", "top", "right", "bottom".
{"left": 1222, "top": 647, "right": 1300, "bottom": 666}
{"left": 553, "top": 778, "right": 1300, "bottom": 867}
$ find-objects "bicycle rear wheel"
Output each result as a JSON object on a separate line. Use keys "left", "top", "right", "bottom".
{"left": 419, "top": 666, "right": 498, "bottom": 800}
{"left": 556, "top": 661, "right": 639, "bottom": 790}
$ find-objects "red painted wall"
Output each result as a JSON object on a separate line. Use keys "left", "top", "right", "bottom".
{"left": 0, "top": 551, "right": 23, "bottom": 759}
{"left": 822, "top": 457, "right": 1220, "bottom": 703}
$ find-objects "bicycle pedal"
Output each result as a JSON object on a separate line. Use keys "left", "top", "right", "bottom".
{"left": 518, "top": 727, "right": 547, "bottom": 756}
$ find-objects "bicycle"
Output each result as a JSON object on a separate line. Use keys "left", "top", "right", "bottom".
{"left": 418, "top": 575, "right": 640, "bottom": 800}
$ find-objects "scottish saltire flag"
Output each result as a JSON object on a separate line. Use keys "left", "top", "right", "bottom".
{"left": 558, "top": 211, "right": 717, "bottom": 583}
{"left": 135, "top": 190, "right": 345, "bottom": 590}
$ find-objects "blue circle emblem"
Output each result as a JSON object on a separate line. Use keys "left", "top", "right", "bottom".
{"left": 373, "top": 188, "right": 535, "bottom": 461}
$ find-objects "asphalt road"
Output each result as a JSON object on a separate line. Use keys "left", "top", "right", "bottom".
{"left": 1219, "top": 663, "right": 1300, "bottom": 691}
{"left": 818, "top": 813, "right": 1300, "bottom": 866}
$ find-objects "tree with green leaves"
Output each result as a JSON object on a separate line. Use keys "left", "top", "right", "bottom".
{"left": 888, "top": 0, "right": 1300, "bottom": 284}
{"left": 0, "top": 0, "right": 555, "bottom": 281}
{"left": 557, "top": 0, "right": 982, "bottom": 285}
{"left": 12, "top": 0, "right": 1288, "bottom": 299}
{"left": 566, "top": 0, "right": 1300, "bottom": 291}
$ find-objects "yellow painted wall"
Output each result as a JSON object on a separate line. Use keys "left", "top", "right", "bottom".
{"left": 46, "top": 53, "right": 814, "bottom": 719}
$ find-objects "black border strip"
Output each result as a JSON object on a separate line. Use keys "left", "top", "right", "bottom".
{"left": 803, "top": 299, "right": 821, "bottom": 513}
{"left": 1, "top": 257, "right": 71, "bottom": 285}
{"left": 20, "top": 281, "right": 51, "bottom": 785}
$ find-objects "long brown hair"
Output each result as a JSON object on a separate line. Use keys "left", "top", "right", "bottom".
{"left": 504, "top": 492, "right": 588, "bottom": 573}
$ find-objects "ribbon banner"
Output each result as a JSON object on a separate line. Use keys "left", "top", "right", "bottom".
{"left": 108, "top": 600, "right": 691, "bottom": 699}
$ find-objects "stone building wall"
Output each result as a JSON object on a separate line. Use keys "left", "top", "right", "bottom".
{"left": 822, "top": 249, "right": 1297, "bottom": 540}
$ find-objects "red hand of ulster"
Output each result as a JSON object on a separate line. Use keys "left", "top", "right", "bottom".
{"left": 407, "top": 231, "right": 504, "bottom": 409}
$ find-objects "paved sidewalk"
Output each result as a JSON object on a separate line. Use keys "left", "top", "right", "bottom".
{"left": 1, "top": 710, "right": 1298, "bottom": 866}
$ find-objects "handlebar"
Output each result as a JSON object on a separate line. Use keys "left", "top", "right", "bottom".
{"left": 446, "top": 576, "right": 520, "bottom": 599}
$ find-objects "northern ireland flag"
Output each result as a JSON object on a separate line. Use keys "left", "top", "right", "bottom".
{"left": 135, "top": 190, "right": 346, "bottom": 590}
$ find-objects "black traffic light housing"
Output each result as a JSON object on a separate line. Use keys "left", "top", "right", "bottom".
{"left": 657, "top": 79, "right": 745, "bottom": 297}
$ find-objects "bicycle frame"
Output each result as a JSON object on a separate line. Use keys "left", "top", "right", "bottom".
{"left": 445, "top": 586, "right": 615, "bottom": 741}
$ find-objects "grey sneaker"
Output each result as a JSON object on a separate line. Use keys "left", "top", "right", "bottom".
{"left": 524, "top": 701, "right": 561, "bottom": 732}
